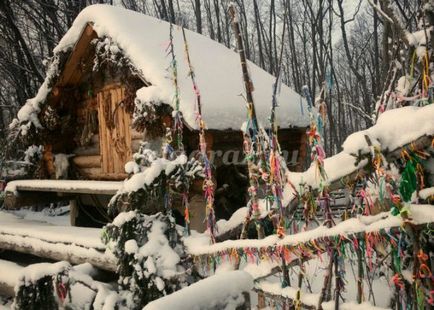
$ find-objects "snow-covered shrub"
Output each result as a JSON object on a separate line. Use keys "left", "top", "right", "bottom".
{"left": 12, "top": 262, "right": 70, "bottom": 310}
{"left": 131, "top": 88, "right": 172, "bottom": 136}
{"left": 102, "top": 141, "right": 202, "bottom": 308}
{"left": 102, "top": 211, "right": 196, "bottom": 309}
{"left": 22, "top": 145, "right": 44, "bottom": 178}
{"left": 108, "top": 143, "right": 202, "bottom": 216}
{"left": 92, "top": 37, "right": 135, "bottom": 75}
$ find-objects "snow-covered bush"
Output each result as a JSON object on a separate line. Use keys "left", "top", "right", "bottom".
{"left": 102, "top": 211, "right": 197, "bottom": 309}
{"left": 12, "top": 262, "right": 70, "bottom": 310}
{"left": 108, "top": 142, "right": 202, "bottom": 216}
{"left": 102, "top": 140, "right": 202, "bottom": 308}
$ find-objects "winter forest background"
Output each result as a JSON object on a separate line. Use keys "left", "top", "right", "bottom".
{"left": 0, "top": 0, "right": 421, "bottom": 158}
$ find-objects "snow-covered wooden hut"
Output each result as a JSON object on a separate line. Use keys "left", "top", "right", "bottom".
{"left": 6, "top": 5, "right": 309, "bottom": 227}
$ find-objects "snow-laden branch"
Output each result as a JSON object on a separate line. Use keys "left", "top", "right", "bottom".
{"left": 187, "top": 205, "right": 434, "bottom": 257}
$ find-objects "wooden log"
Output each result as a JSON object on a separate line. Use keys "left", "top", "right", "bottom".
{"left": 80, "top": 167, "right": 103, "bottom": 177}
{"left": 73, "top": 145, "right": 100, "bottom": 156}
{"left": 83, "top": 172, "right": 128, "bottom": 181}
{"left": 97, "top": 91, "right": 109, "bottom": 173}
{"left": 0, "top": 232, "right": 116, "bottom": 272}
{"left": 72, "top": 155, "right": 101, "bottom": 168}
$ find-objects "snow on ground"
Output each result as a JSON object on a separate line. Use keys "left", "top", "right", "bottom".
{"left": 9, "top": 206, "right": 70, "bottom": 226}
{"left": 256, "top": 281, "right": 320, "bottom": 307}
{"left": 321, "top": 301, "right": 390, "bottom": 310}
{"left": 254, "top": 256, "right": 392, "bottom": 309}
{"left": 14, "top": 4, "right": 309, "bottom": 133}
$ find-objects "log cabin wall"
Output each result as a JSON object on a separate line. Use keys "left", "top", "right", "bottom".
{"left": 183, "top": 128, "right": 307, "bottom": 172}
{"left": 181, "top": 127, "right": 308, "bottom": 226}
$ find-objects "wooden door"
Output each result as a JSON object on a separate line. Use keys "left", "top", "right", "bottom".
{"left": 97, "top": 85, "right": 132, "bottom": 176}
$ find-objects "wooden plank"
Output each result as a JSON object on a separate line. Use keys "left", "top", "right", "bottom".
{"left": 10, "top": 183, "right": 119, "bottom": 195}
{"left": 72, "top": 155, "right": 101, "bottom": 168}
{"left": 95, "top": 84, "right": 133, "bottom": 177}
{"left": 108, "top": 89, "right": 115, "bottom": 174}
{"left": 97, "top": 91, "right": 109, "bottom": 173}
{"left": 114, "top": 87, "right": 123, "bottom": 173}
{"left": 57, "top": 24, "right": 97, "bottom": 87}
{"left": 110, "top": 88, "right": 119, "bottom": 173}
{"left": 123, "top": 86, "right": 132, "bottom": 162}
{"left": 97, "top": 92, "right": 104, "bottom": 171}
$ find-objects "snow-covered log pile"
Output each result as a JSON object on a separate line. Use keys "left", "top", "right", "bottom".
{"left": 0, "top": 212, "right": 116, "bottom": 271}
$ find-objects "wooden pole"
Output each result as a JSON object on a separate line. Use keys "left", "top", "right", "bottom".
{"left": 317, "top": 254, "right": 334, "bottom": 309}
{"left": 180, "top": 26, "right": 216, "bottom": 240}
{"left": 69, "top": 199, "right": 78, "bottom": 226}
{"left": 334, "top": 253, "right": 340, "bottom": 310}
{"left": 356, "top": 245, "right": 364, "bottom": 304}
{"left": 228, "top": 3, "right": 264, "bottom": 240}
{"left": 295, "top": 259, "right": 305, "bottom": 309}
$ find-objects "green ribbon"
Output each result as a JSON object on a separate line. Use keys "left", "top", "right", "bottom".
{"left": 399, "top": 159, "right": 418, "bottom": 202}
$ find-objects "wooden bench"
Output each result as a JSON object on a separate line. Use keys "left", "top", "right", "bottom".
{"left": 4, "top": 179, "right": 123, "bottom": 226}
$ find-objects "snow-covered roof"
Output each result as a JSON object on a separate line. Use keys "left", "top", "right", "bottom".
{"left": 15, "top": 4, "right": 309, "bottom": 132}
